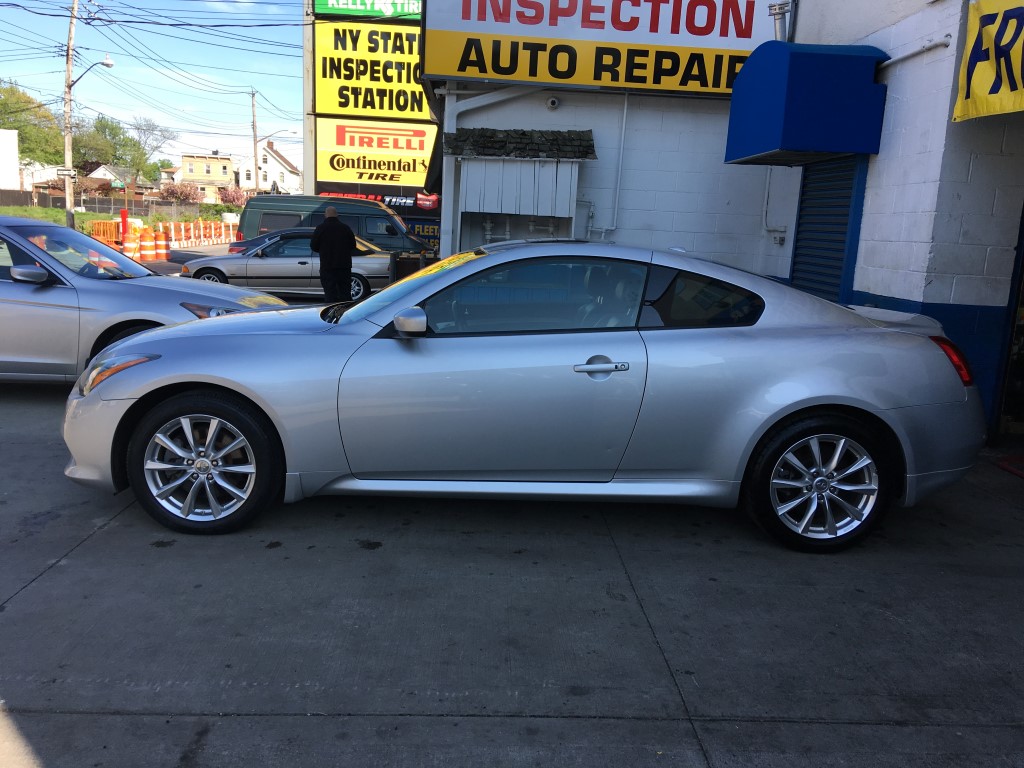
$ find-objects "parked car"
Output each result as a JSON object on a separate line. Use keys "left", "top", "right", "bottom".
{"left": 237, "top": 194, "right": 433, "bottom": 255}
{"left": 63, "top": 240, "right": 986, "bottom": 551}
{"left": 0, "top": 216, "right": 287, "bottom": 382}
{"left": 227, "top": 227, "right": 311, "bottom": 254}
{"left": 180, "top": 230, "right": 391, "bottom": 301}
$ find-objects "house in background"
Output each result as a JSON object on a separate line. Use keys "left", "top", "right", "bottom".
{"left": 236, "top": 140, "right": 302, "bottom": 195}
{"left": 87, "top": 165, "right": 158, "bottom": 198}
{"left": 177, "top": 153, "right": 235, "bottom": 203}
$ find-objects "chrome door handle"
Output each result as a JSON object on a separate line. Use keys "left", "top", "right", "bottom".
{"left": 574, "top": 362, "right": 629, "bottom": 373}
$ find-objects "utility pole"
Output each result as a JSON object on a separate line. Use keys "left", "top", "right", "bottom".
{"left": 251, "top": 89, "right": 260, "bottom": 196}
{"left": 63, "top": 0, "right": 79, "bottom": 229}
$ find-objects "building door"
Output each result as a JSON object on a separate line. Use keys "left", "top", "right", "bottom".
{"left": 790, "top": 156, "right": 868, "bottom": 302}
{"left": 997, "top": 207, "right": 1024, "bottom": 435}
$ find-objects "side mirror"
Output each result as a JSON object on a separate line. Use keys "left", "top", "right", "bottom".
{"left": 10, "top": 264, "right": 50, "bottom": 284}
{"left": 393, "top": 306, "right": 427, "bottom": 338}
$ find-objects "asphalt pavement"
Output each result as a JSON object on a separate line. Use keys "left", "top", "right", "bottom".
{"left": 0, "top": 384, "right": 1022, "bottom": 767}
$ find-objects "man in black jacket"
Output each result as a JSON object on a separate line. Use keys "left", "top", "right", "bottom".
{"left": 310, "top": 206, "right": 356, "bottom": 302}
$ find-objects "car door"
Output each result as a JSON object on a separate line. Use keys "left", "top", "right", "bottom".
{"left": 0, "top": 237, "right": 80, "bottom": 377}
{"left": 245, "top": 236, "right": 314, "bottom": 292}
{"left": 338, "top": 257, "right": 649, "bottom": 481}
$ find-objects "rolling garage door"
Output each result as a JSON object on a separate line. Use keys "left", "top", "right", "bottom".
{"left": 790, "top": 156, "right": 867, "bottom": 302}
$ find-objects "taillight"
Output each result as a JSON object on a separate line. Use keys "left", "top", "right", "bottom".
{"left": 930, "top": 336, "right": 973, "bottom": 386}
{"left": 235, "top": 231, "right": 244, "bottom": 241}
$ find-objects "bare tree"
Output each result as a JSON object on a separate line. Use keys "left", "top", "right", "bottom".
{"left": 124, "top": 117, "right": 177, "bottom": 204}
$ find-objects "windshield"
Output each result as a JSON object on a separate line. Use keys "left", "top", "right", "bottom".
{"left": 12, "top": 224, "right": 155, "bottom": 280}
{"left": 325, "top": 250, "right": 486, "bottom": 326}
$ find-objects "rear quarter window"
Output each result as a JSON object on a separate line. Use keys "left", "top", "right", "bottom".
{"left": 640, "top": 266, "right": 765, "bottom": 329}
{"left": 259, "top": 213, "right": 302, "bottom": 234}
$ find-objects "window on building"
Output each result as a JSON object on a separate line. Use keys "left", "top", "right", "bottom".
{"left": 221, "top": 165, "right": 228, "bottom": 176}
{"left": 245, "top": 170, "right": 252, "bottom": 182}
{"left": 279, "top": 172, "right": 285, "bottom": 183}
{"left": 261, "top": 171, "right": 268, "bottom": 182}
{"left": 187, "top": 163, "right": 194, "bottom": 173}
{"left": 204, "top": 164, "right": 211, "bottom": 174}
{"left": 261, "top": 154, "right": 268, "bottom": 165}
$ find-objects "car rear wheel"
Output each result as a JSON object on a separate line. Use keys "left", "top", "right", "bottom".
{"left": 126, "top": 392, "right": 282, "bottom": 534}
{"left": 744, "top": 414, "right": 891, "bottom": 552}
{"left": 194, "top": 269, "right": 226, "bottom": 283}
{"left": 351, "top": 274, "right": 370, "bottom": 302}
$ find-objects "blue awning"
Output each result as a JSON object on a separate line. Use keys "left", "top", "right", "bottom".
{"left": 725, "top": 42, "right": 890, "bottom": 166}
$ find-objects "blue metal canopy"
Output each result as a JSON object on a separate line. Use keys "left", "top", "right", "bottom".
{"left": 725, "top": 41, "right": 890, "bottom": 166}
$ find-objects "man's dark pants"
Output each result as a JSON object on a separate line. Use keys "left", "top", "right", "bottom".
{"left": 320, "top": 268, "right": 352, "bottom": 302}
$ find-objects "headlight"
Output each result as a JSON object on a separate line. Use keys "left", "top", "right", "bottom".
{"left": 180, "top": 302, "right": 240, "bottom": 318}
{"left": 79, "top": 354, "right": 159, "bottom": 396}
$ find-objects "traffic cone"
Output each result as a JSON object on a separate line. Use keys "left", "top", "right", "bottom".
{"left": 154, "top": 230, "right": 170, "bottom": 260}
{"left": 138, "top": 227, "right": 156, "bottom": 262}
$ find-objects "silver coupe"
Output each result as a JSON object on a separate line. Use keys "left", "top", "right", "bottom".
{"left": 0, "top": 216, "right": 287, "bottom": 381}
{"left": 179, "top": 229, "right": 392, "bottom": 302}
{"left": 63, "top": 240, "right": 987, "bottom": 551}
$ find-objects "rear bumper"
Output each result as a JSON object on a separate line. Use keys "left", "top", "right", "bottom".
{"left": 897, "top": 389, "right": 987, "bottom": 506}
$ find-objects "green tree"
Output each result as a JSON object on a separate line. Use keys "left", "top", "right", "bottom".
{"left": 0, "top": 82, "right": 62, "bottom": 164}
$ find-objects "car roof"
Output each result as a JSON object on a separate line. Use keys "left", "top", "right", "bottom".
{"left": 0, "top": 216, "right": 64, "bottom": 227}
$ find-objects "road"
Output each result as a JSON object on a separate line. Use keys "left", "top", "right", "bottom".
{"left": 0, "top": 384, "right": 1022, "bottom": 767}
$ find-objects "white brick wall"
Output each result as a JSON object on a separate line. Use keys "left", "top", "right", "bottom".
{"left": 833, "top": 0, "right": 1024, "bottom": 308}
{"left": 454, "top": 90, "right": 797, "bottom": 274}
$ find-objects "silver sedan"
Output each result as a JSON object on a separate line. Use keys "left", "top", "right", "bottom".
{"left": 179, "top": 231, "right": 392, "bottom": 301}
{"left": 63, "top": 240, "right": 987, "bottom": 551}
{"left": 0, "top": 216, "right": 287, "bottom": 382}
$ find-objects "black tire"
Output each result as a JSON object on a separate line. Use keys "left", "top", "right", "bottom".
{"left": 106, "top": 323, "right": 157, "bottom": 346}
{"left": 194, "top": 269, "right": 227, "bottom": 283}
{"left": 126, "top": 391, "right": 282, "bottom": 534}
{"left": 350, "top": 274, "right": 370, "bottom": 302}
{"left": 743, "top": 414, "right": 892, "bottom": 552}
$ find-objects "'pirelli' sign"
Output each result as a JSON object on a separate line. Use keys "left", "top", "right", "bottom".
{"left": 424, "top": 0, "right": 774, "bottom": 95}
{"left": 316, "top": 118, "right": 437, "bottom": 187}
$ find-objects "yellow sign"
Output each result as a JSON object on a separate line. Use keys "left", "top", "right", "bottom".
{"left": 955, "top": 0, "right": 1024, "bottom": 121}
{"left": 423, "top": 0, "right": 773, "bottom": 94}
{"left": 314, "top": 21, "right": 430, "bottom": 119}
{"left": 425, "top": 30, "right": 748, "bottom": 94}
{"left": 316, "top": 118, "right": 437, "bottom": 187}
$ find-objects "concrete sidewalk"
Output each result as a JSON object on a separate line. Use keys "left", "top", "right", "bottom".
{"left": 0, "top": 383, "right": 1022, "bottom": 767}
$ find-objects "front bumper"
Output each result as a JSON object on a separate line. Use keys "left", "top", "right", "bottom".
{"left": 63, "top": 390, "right": 136, "bottom": 493}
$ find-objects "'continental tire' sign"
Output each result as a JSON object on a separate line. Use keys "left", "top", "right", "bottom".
{"left": 423, "top": 0, "right": 774, "bottom": 94}
{"left": 314, "top": 21, "right": 430, "bottom": 119}
{"left": 316, "top": 117, "right": 437, "bottom": 187}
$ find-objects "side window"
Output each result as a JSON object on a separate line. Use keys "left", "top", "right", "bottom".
{"left": 259, "top": 213, "right": 302, "bottom": 234}
{"left": 640, "top": 265, "right": 764, "bottom": 329}
{"left": 365, "top": 217, "right": 396, "bottom": 236}
{"left": 337, "top": 215, "right": 357, "bottom": 231}
{"left": 423, "top": 258, "right": 647, "bottom": 335}
{"left": 264, "top": 238, "right": 312, "bottom": 258}
{"left": 0, "top": 238, "right": 40, "bottom": 281}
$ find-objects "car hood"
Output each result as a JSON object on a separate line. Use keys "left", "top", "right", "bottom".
{"left": 125, "top": 303, "right": 333, "bottom": 343}
{"left": 124, "top": 275, "right": 285, "bottom": 309}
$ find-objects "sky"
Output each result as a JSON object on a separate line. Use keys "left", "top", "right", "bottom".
{"left": 0, "top": 0, "right": 305, "bottom": 169}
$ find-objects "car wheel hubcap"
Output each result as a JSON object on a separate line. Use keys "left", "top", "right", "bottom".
{"left": 199, "top": 274, "right": 219, "bottom": 282}
{"left": 769, "top": 433, "right": 879, "bottom": 540}
{"left": 142, "top": 414, "right": 256, "bottom": 522}
{"left": 351, "top": 279, "right": 363, "bottom": 300}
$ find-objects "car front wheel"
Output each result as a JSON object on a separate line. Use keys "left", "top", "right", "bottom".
{"left": 351, "top": 274, "right": 370, "bottom": 301}
{"left": 744, "top": 414, "right": 892, "bottom": 552}
{"left": 126, "top": 392, "right": 282, "bottom": 534}
{"left": 194, "top": 269, "right": 226, "bottom": 283}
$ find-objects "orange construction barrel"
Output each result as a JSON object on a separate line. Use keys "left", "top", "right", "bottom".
{"left": 122, "top": 229, "right": 139, "bottom": 259}
{"left": 138, "top": 228, "right": 156, "bottom": 262}
{"left": 154, "top": 230, "right": 170, "bottom": 260}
